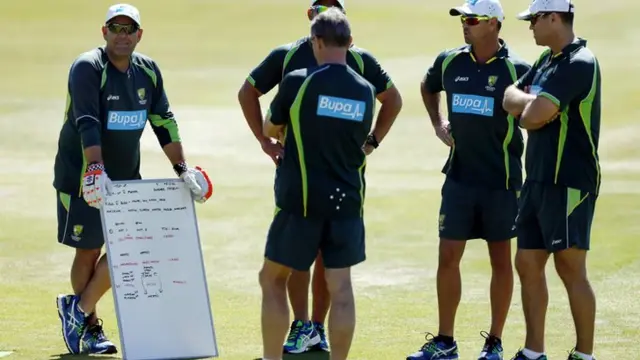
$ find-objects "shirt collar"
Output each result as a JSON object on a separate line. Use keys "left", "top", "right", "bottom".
{"left": 462, "top": 38, "right": 509, "bottom": 62}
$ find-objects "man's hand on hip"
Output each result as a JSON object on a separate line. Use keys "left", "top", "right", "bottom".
{"left": 82, "top": 162, "right": 113, "bottom": 209}
{"left": 260, "top": 137, "right": 284, "bottom": 165}
{"left": 174, "top": 162, "right": 213, "bottom": 204}
{"left": 434, "top": 120, "right": 453, "bottom": 147}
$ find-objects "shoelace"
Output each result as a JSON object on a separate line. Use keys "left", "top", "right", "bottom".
{"left": 86, "top": 319, "right": 107, "bottom": 342}
{"left": 286, "top": 323, "right": 302, "bottom": 342}
{"left": 510, "top": 349, "right": 527, "bottom": 360}
{"left": 420, "top": 333, "right": 439, "bottom": 351}
{"left": 480, "top": 331, "right": 500, "bottom": 352}
{"left": 567, "top": 348, "right": 591, "bottom": 360}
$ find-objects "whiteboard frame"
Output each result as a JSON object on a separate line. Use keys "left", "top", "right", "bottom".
{"left": 99, "top": 178, "right": 218, "bottom": 360}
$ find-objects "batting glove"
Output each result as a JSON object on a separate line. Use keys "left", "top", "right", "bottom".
{"left": 82, "top": 162, "right": 113, "bottom": 209}
{"left": 174, "top": 162, "right": 213, "bottom": 204}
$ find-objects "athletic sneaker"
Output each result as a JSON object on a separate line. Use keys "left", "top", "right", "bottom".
{"left": 567, "top": 349, "right": 596, "bottom": 360}
{"left": 312, "top": 322, "right": 329, "bottom": 352}
{"left": 283, "top": 320, "right": 320, "bottom": 354}
{"left": 406, "top": 333, "right": 459, "bottom": 360}
{"left": 56, "top": 294, "right": 89, "bottom": 354}
{"left": 478, "top": 331, "right": 503, "bottom": 360}
{"left": 510, "top": 350, "right": 548, "bottom": 360}
{"left": 81, "top": 319, "right": 118, "bottom": 354}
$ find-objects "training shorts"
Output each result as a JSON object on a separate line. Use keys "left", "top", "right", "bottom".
{"left": 264, "top": 209, "right": 366, "bottom": 271}
{"left": 57, "top": 191, "right": 104, "bottom": 250}
{"left": 438, "top": 178, "right": 519, "bottom": 241}
{"left": 516, "top": 180, "right": 597, "bottom": 252}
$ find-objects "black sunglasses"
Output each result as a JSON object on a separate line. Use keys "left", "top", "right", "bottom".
{"left": 529, "top": 12, "right": 551, "bottom": 25}
{"left": 107, "top": 23, "right": 139, "bottom": 35}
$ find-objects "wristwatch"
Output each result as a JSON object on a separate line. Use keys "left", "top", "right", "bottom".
{"left": 365, "top": 134, "right": 379, "bottom": 149}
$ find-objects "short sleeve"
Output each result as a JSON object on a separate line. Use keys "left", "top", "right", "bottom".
{"left": 247, "top": 45, "right": 290, "bottom": 95}
{"left": 423, "top": 50, "right": 448, "bottom": 94}
{"left": 514, "top": 66, "right": 536, "bottom": 90}
{"left": 69, "top": 59, "right": 101, "bottom": 126}
{"left": 268, "top": 72, "right": 305, "bottom": 126}
{"left": 514, "top": 61, "right": 532, "bottom": 80}
{"left": 357, "top": 49, "right": 393, "bottom": 95}
{"left": 148, "top": 62, "right": 180, "bottom": 146}
{"left": 538, "top": 59, "right": 594, "bottom": 109}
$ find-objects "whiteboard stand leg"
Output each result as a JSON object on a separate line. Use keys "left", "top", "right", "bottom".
{"left": 99, "top": 206, "right": 129, "bottom": 360}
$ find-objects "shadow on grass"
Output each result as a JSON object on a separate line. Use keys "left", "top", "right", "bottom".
{"left": 253, "top": 352, "right": 330, "bottom": 360}
{"left": 50, "top": 354, "right": 120, "bottom": 360}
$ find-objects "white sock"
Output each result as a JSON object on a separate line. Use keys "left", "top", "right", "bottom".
{"left": 523, "top": 348, "right": 545, "bottom": 359}
{"left": 574, "top": 351, "right": 592, "bottom": 360}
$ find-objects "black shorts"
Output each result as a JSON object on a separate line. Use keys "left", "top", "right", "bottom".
{"left": 438, "top": 178, "right": 519, "bottom": 241}
{"left": 264, "top": 209, "right": 366, "bottom": 271}
{"left": 57, "top": 191, "right": 104, "bottom": 249}
{"left": 516, "top": 181, "right": 597, "bottom": 252}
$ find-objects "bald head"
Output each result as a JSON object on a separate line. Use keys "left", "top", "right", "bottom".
{"left": 310, "top": 7, "right": 351, "bottom": 47}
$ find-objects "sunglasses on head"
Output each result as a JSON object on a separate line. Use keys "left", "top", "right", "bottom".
{"left": 307, "top": 5, "right": 344, "bottom": 19}
{"left": 460, "top": 15, "right": 492, "bottom": 25}
{"left": 107, "top": 22, "right": 139, "bottom": 35}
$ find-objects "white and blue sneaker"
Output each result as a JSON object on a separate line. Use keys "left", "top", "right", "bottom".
{"left": 407, "top": 333, "right": 459, "bottom": 360}
{"left": 82, "top": 319, "right": 118, "bottom": 354}
{"left": 56, "top": 294, "right": 89, "bottom": 354}
{"left": 283, "top": 320, "right": 320, "bottom": 354}
{"left": 478, "top": 331, "right": 503, "bottom": 360}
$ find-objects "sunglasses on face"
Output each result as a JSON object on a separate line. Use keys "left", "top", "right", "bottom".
{"left": 107, "top": 23, "right": 139, "bottom": 35}
{"left": 529, "top": 13, "right": 550, "bottom": 25}
{"left": 460, "top": 15, "right": 491, "bottom": 26}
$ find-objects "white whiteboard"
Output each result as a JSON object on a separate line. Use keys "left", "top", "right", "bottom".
{"left": 100, "top": 179, "right": 218, "bottom": 360}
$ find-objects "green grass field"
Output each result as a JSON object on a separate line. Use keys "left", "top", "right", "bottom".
{"left": 0, "top": 0, "right": 638, "bottom": 359}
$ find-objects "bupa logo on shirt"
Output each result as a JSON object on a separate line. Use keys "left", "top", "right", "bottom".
{"left": 107, "top": 110, "right": 147, "bottom": 130}
{"left": 529, "top": 85, "right": 542, "bottom": 95}
{"left": 451, "top": 94, "right": 494, "bottom": 117}
{"left": 316, "top": 95, "right": 365, "bottom": 122}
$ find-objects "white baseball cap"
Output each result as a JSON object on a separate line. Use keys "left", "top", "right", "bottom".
{"left": 516, "top": 0, "right": 574, "bottom": 20}
{"left": 105, "top": 4, "right": 141, "bottom": 26}
{"left": 449, "top": 0, "right": 505, "bottom": 22}
{"left": 311, "top": 0, "right": 345, "bottom": 10}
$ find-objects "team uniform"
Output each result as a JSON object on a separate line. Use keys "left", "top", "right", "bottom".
{"left": 406, "top": 39, "right": 530, "bottom": 360}
{"left": 247, "top": 35, "right": 393, "bottom": 353}
{"left": 424, "top": 40, "right": 530, "bottom": 242}
{"left": 265, "top": 63, "right": 374, "bottom": 348}
{"left": 248, "top": 36, "right": 392, "bottom": 100}
{"left": 514, "top": 38, "right": 601, "bottom": 252}
{"left": 265, "top": 64, "right": 375, "bottom": 269}
{"left": 53, "top": 46, "right": 180, "bottom": 354}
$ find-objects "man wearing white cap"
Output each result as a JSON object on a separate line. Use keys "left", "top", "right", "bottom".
{"left": 503, "top": 1, "right": 601, "bottom": 360}
{"left": 53, "top": 3, "right": 213, "bottom": 355}
{"left": 406, "top": 1, "right": 530, "bottom": 359}
{"left": 237, "top": 0, "right": 402, "bottom": 354}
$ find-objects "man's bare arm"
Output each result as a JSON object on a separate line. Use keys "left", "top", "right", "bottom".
{"left": 420, "top": 81, "right": 444, "bottom": 127}
{"left": 238, "top": 80, "right": 269, "bottom": 142}
{"left": 370, "top": 86, "right": 402, "bottom": 143}
{"left": 84, "top": 146, "right": 103, "bottom": 164}
{"left": 503, "top": 85, "right": 536, "bottom": 116}
{"left": 161, "top": 142, "right": 186, "bottom": 166}
{"left": 519, "top": 97, "right": 561, "bottom": 130}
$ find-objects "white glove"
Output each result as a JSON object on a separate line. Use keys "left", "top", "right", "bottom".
{"left": 82, "top": 162, "right": 113, "bottom": 209}
{"left": 175, "top": 163, "right": 213, "bottom": 203}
